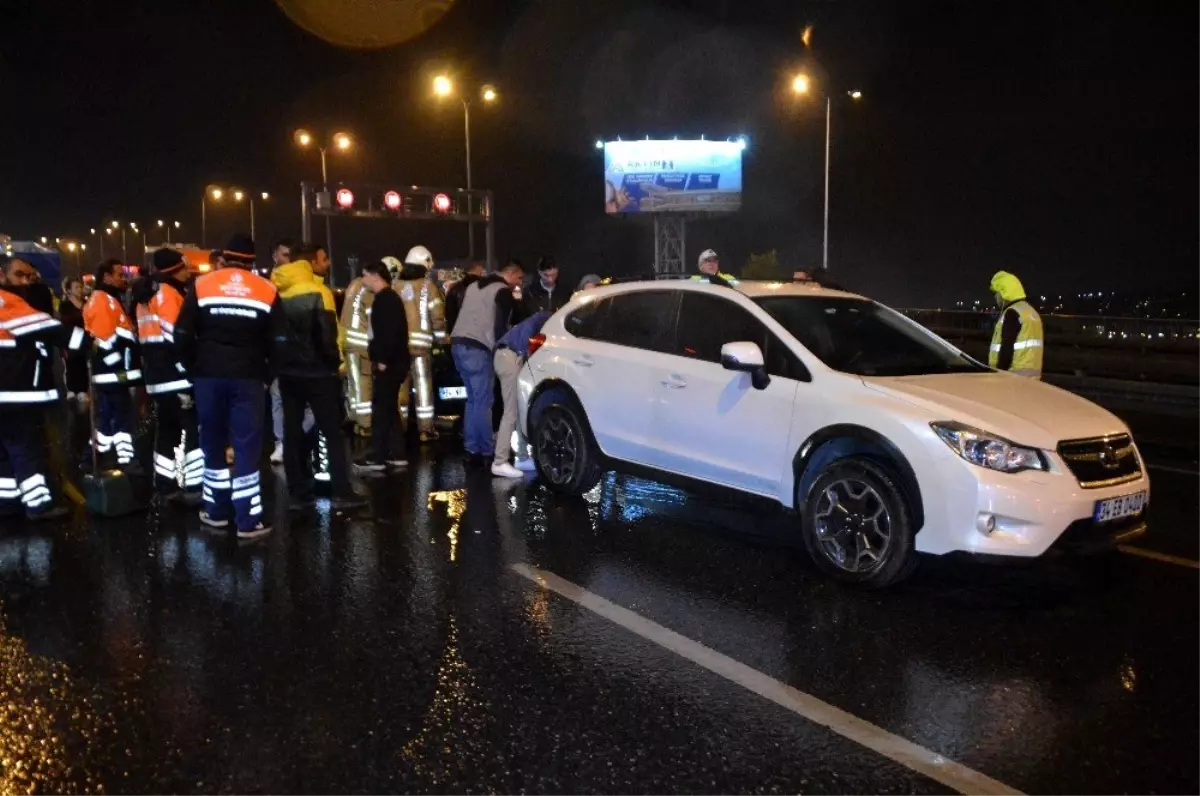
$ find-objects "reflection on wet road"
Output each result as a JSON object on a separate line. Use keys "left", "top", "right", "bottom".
{"left": 0, "top": 449, "right": 1195, "bottom": 793}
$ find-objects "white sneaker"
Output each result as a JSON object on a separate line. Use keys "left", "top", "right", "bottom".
{"left": 514, "top": 458, "right": 537, "bottom": 472}
{"left": 270, "top": 442, "right": 284, "bottom": 464}
{"left": 491, "top": 462, "right": 524, "bottom": 479}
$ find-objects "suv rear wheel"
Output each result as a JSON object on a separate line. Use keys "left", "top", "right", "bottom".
{"left": 531, "top": 390, "right": 603, "bottom": 496}
{"left": 800, "top": 457, "right": 919, "bottom": 588}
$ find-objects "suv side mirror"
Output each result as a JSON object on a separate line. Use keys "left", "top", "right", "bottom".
{"left": 720, "top": 341, "right": 771, "bottom": 390}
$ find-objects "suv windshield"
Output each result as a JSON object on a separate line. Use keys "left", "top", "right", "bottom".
{"left": 754, "top": 296, "right": 988, "bottom": 377}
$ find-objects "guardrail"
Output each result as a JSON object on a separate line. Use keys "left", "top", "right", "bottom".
{"left": 900, "top": 309, "right": 1199, "bottom": 385}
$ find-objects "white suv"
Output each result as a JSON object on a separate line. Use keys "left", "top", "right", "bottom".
{"left": 516, "top": 279, "right": 1150, "bottom": 587}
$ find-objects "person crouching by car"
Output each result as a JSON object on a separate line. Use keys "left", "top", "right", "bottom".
{"left": 491, "top": 309, "right": 551, "bottom": 479}
{"left": 355, "top": 260, "right": 410, "bottom": 472}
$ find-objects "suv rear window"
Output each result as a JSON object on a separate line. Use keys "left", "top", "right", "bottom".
{"left": 565, "top": 291, "right": 679, "bottom": 354}
{"left": 564, "top": 298, "right": 609, "bottom": 339}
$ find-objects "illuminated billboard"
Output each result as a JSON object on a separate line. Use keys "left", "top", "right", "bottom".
{"left": 604, "top": 139, "right": 743, "bottom": 214}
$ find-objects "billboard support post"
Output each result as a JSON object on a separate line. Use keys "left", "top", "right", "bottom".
{"left": 653, "top": 215, "right": 686, "bottom": 275}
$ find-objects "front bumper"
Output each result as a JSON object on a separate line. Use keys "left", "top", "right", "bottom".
{"left": 916, "top": 449, "right": 1151, "bottom": 558}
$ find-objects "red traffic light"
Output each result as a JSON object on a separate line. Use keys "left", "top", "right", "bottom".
{"left": 336, "top": 188, "right": 355, "bottom": 209}
{"left": 433, "top": 193, "right": 452, "bottom": 213}
{"left": 384, "top": 191, "right": 402, "bottom": 210}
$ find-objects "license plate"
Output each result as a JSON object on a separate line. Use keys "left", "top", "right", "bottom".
{"left": 438, "top": 386, "right": 467, "bottom": 401}
{"left": 1093, "top": 491, "right": 1147, "bottom": 523}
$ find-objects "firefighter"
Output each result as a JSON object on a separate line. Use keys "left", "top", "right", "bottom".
{"left": 393, "top": 245, "right": 446, "bottom": 442}
{"left": 175, "top": 234, "right": 288, "bottom": 539}
{"left": 133, "top": 248, "right": 203, "bottom": 502}
{"left": 340, "top": 256, "right": 400, "bottom": 436}
{"left": 989, "top": 271, "right": 1044, "bottom": 379}
{"left": 0, "top": 255, "right": 89, "bottom": 520}
{"left": 83, "top": 259, "right": 141, "bottom": 468}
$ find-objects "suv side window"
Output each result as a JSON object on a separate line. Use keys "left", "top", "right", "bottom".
{"left": 676, "top": 293, "right": 810, "bottom": 381}
{"left": 564, "top": 297, "right": 610, "bottom": 339}
{"left": 603, "top": 291, "right": 680, "bottom": 354}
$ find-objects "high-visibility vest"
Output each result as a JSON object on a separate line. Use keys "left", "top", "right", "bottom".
{"left": 989, "top": 300, "right": 1044, "bottom": 378}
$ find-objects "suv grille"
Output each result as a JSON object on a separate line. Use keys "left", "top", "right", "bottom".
{"left": 1057, "top": 434, "right": 1143, "bottom": 489}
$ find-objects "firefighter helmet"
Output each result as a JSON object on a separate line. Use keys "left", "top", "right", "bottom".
{"left": 404, "top": 245, "right": 434, "bottom": 268}
{"left": 381, "top": 256, "right": 403, "bottom": 277}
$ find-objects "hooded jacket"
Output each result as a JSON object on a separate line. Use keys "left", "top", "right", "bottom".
{"left": 988, "top": 271, "right": 1044, "bottom": 375}
{"left": 133, "top": 274, "right": 192, "bottom": 394}
{"left": 271, "top": 260, "right": 341, "bottom": 378}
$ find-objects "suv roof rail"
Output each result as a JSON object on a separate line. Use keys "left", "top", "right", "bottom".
{"left": 601, "top": 273, "right": 738, "bottom": 288}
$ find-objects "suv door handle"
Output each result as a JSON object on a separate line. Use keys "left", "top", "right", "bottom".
{"left": 661, "top": 374, "right": 687, "bottom": 389}
{"left": 573, "top": 355, "right": 594, "bottom": 367}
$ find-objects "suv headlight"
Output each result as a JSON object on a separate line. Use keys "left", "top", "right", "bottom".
{"left": 931, "top": 422, "right": 1046, "bottom": 473}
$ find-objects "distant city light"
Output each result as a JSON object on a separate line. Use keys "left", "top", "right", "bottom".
{"left": 736, "top": 135, "right": 748, "bottom": 151}
{"left": 594, "top": 139, "right": 604, "bottom": 150}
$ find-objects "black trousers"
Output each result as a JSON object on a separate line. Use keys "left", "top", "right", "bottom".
{"left": 152, "top": 393, "right": 201, "bottom": 493}
{"left": 371, "top": 364, "right": 407, "bottom": 463}
{"left": 280, "top": 376, "right": 350, "bottom": 498}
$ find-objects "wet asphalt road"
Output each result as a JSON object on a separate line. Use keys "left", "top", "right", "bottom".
{"left": 0, "top": 439, "right": 1196, "bottom": 794}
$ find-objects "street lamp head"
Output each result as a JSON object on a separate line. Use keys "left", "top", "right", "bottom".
{"left": 106, "top": 228, "right": 114, "bottom": 236}
{"left": 261, "top": 191, "right": 270, "bottom": 200}
{"left": 232, "top": 189, "right": 245, "bottom": 202}
{"left": 210, "top": 187, "right": 223, "bottom": 200}
{"left": 40, "top": 237, "right": 47, "bottom": 243}
{"left": 849, "top": 90, "right": 863, "bottom": 100}
{"left": 129, "top": 223, "right": 137, "bottom": 230}
{"left": 174, "top": 221, "right": 181, "bottom": 228}
{"left": 90, "top": 228, "right": 96, "bottom": 235}
{"left": 81, "top": 244, "right": 87, "bottom": 251}
{"left": 481, "top": 84, "right": 498, "bottom": 103}
{"left": 791, "top": 73, "right": 811, "bottom": 95}
{"left": 67, "top": 242, "right": 77, "bottom": 252}
{"left": 333, "top": 131, "right": 352, "bottom": 151}
{"left": 294, "top": 129, "right": 313, "bottom": 148}
{"left": 433, "top": 74, "right": 453, "bottom": 97}
{"left": 111, "top": 220, "right": 119, "bottom": 228}
{"left": 157, "top": 219, "right": 164, "bottom": 227}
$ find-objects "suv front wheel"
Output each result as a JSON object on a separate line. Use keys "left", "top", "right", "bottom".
{"left": 801, "top": 457, "right": 919, "bottom": 588}
{"left": 531, "top": 390, "right": 604, "bottom": 496}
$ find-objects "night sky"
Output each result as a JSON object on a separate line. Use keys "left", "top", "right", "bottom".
{"left": 2, "top": 0, "right": 1195, "bottom": 306}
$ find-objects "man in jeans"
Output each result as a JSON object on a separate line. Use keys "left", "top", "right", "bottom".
{"left": 272, "top": 243, "right": 365, "bottom": 510}
{"left": 355, "top": 260, "right": 409, "bottom": 471}
{"left": 491, "top": 310, "right": 550, "bottom": 478}
{"left": 448, "top": 261, "right": 523, "bottom": 467}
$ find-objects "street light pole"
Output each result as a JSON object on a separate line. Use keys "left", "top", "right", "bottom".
{"left": 822, "top": 95, "right": 831, "bottom": 271}
{"left": 319, "top": 146, "right": 333, "bottom": 266}
{"left": 201, "top": 195, "right": 207, "bottom": 248}
{"left": 463, "top": 97, "right": 474, "bottom": 262}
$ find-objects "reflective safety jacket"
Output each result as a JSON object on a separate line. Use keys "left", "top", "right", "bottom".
{"left": 174, "top": 266, "right": 287, "bottom": 381}
{"left": 135, "top": 279, "right": 192, "bottom": 394}
{"left": 989, "top": 300, "right": 1044, "bottom": 378}
{"left": 339, "top": 277, "right": 374, "bottom": 354}
{"left": 83, "top": 284, "right": 141, "bottom": 386}
{"left": 0, "top": 287, "right": 88, "bottom": 405}
{"left": 395, "top": 264, "right": 446, "bottom": 354}
{"left": 988, "top": 271, "right": 1044, "bottom": 378}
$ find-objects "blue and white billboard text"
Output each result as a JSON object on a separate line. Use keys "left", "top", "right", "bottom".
{"left": 604, "top": 139, "right": 743, "bottom": 214}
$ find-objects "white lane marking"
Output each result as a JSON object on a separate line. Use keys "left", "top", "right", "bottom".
{"left": 1146, "top": 463, "right": 1199, "bottom": 476}
{"left": 1118, "top": 545, "right": 1200, "bottom": 569}
{"left": 511, "top": 563, "right": 1023, "bottom": 796}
